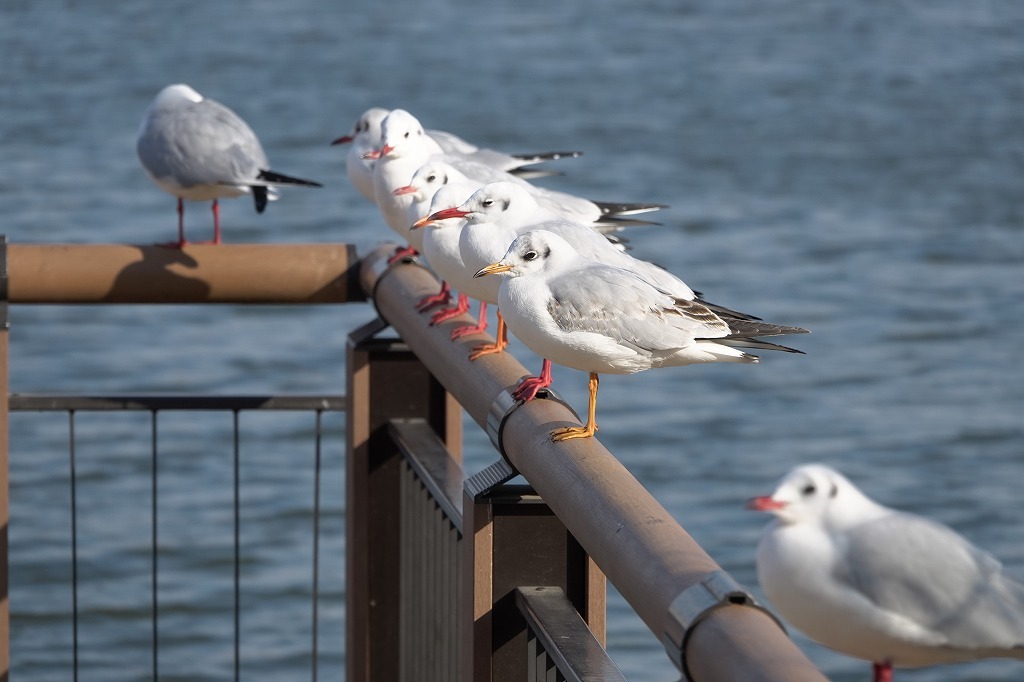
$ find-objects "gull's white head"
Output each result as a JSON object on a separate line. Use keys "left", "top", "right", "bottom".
{"left": 410, "top": 184, "right": 477, "bottom": 230}
{"left": 154, "top": 83, "right": 204, "bottom": 106}
{"left": 747, "top": 464, "right": 878, "bottom": 527}
{"left": 379, "top": 109, "right": 431, "bottom": 158}
{"left": 458, "top": 181, "right": 541, "bottom": 226}
{"left": 332, "top": 107, "right": 389, "bottom": 146}
{"left": 474, "top": 229, "right": 579, "bottom": 279}
{"left": 406, "top": 161, "right": 471, "bottom": 199}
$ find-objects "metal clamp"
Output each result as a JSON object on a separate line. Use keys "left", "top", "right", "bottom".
{"left": 366, "top": 245, "right": 430, "bottom": 324}
{"left": 485, "top": 385, "right": 579, "bottom": 461}
{"left": 662, "top": 570, "right": 786, "bottom": 680}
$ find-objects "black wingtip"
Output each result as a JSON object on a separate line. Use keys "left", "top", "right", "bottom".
{"left": 257, "top": 169, "right": 323, "bottom": 188}
{"left": 511, "top": 150, "right": 584, "bottom": 162}
{"left": 593, "top": 201, "right": 670, "bottom": 217}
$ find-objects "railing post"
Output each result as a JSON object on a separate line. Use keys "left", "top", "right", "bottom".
{"left": 0, "top": 236, "right": 10, "bottom": 681}
{"left": 461, "top": 472, "right": 605, "bottom": 682}
{"left": 0, "top": 235, "right": 9, "bottom": 679}
{"left": 345, "top": 317, "right": 462, "bottom": 681}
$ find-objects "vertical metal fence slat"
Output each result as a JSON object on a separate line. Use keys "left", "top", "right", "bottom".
{"left": 311, "top": 410, "right": 322, "bottom": 682}
{"left": 68, "top": 410, "right": 78, "bottom": 682}
{"left": 232, "top": 410, "right": 241, "bottom": 682}
{"left": 150, "top": 410, "right": 158, "bottom": 681}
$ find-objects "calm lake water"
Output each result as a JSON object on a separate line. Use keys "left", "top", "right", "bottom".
{"left": 3, "top": 0, "right": 1023, "bottom": 679}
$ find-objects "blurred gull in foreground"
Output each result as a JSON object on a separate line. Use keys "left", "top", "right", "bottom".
{"left": 137, "top": 84, "right": 321, "bottom": 247}
{"left": 749, "top": 464, "right": 1024, "bottom": 682}
{"left": 475, "top": 230, "right": 806, "bottom": 440}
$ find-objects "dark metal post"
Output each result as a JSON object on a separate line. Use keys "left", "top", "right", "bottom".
{"left": 461, "top": 476, "right": 605, "bottom": 682}
{"left": 345, "top": 317, "right": 462, "bottom": 681}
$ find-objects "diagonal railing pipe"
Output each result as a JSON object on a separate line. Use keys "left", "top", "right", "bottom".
{"left": 360, "top": 243, "right": 826, "bottom": 681}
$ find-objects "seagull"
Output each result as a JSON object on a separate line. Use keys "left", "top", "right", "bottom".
{"left": 475, "top": 230, "right": 807, "bottom": 441}
{"left": 395, "top": 163, "right": 480, "bottom": 317}
{"left": 749, "top": 464, "right": 1024, "bottom": 682}
{"left": 409, "top": 183, "right": 488, "bottom": 334}
{"left": 136, "top": 84, "right": 322, "bottom": 247}
{"left": 330, "top": 107, "right": 580, "bottom": 202}
{"left": 329, "top": 107, "right": 390, "bottom": 202}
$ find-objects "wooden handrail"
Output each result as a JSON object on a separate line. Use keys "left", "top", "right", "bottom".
{"left": 5, "top": 243, "right": 362, "bottom": 304}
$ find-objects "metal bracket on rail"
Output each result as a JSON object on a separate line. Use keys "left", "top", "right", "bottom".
{"left": 467, "top": 386, "right": 581, "bottom": 499}
{"left": 662, "top": 570, "right": 786, "bottom": 681}
{"left": 366, "top": 245, "right": 432, "bottom": 326}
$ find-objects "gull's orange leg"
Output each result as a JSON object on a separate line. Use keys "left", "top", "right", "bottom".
{"left": 468, "top": 311, "right": 508, "bottom": 360}
{"left": 551, "top": 372, "right": 599, "bottom": 442}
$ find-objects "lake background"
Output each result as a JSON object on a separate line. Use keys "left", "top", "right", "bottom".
{"left": 2, "top": 0, "right": 1023, "bottom": 679}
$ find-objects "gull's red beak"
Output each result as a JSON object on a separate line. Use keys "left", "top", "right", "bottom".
{"left": 330, "top": 134, "right": 354, "bottom": 146}
{"left": 393, "top": 185, "right": 418, "bottom": 196}
{"left": 426, "top": 207, "right": 470, "bottom": 222}
{"left": 746, "top": 496, "right": 787, "bottom": 512}
{"left": 360, "top": 148, "right": 382, "bottom": 160}
{"left": 379, "top": 143, "right": 395, "bottom": 157}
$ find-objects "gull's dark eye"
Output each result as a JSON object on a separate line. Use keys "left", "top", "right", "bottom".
{"left": 801, "top": 484, "right": 816, "bottom": 496}
{"left": 482, "top": 199, "right": 494, "bottom": 207}
{"left": 523, "top": 250, "right": 539, "bottom": 261}
{"left": 403, "top": 131, "right": 410, "bottom": 138}
{"left": 426, "top": 174, "right": 436, "bottom": 183}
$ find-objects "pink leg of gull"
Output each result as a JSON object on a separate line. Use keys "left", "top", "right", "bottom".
{"left": 450, "top": 301, "right": 488, "bottom": 340}
{"left": 211, "top": 199, "right": 222, "bottom": 244}
{"left": 512, "top": 358, "right": 553, "bottom": 402}
{"left": 387, "top": 244, "right": 419, "bottom": 264}
{"left": 417, "top": 281, "right": 452, "bottom": 312}
{"left": 872, "top": 662, "right": 892, "bottom": 682}
{"left": 429, "top": 293, "right": 470, "bottom": 325}
{"left": 158, "top": 198, "right": 189, "bottom": 248}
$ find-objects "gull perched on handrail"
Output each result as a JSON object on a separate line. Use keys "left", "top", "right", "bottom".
{"left": 331, "top": 107, "right": 580, "bottom": 203}
{"left": 137, "top": 84, "right": 321, "bottom": 247}
{"left": 475, "top": 229, "right": 807, "bottom": 441}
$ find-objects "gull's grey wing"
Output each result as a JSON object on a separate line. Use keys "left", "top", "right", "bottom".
{"left": 139, "top": 98, "right": 267, "bottom": 188}
{"left": 837, "top": 513, "right": 1024, "bottom": 650}
{"left": 545, "top": 265, "right": 731, "bottom": 352}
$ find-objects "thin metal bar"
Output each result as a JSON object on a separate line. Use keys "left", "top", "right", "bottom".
{"left": 9, "top": 394, "right": 346, "bottom": 412}
{"left": 68, "top": 410, "right": 79, "bottom": 682}
{"left": 311, "top": 410, "right": 322, "bottom": 682}
{"left": 150, "top": 410, "right": 158, "bottom": 681}
{"left": 233, "top": 410, "right": 241, "bottom": 682}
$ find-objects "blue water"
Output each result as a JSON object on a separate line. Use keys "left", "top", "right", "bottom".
{"left": 3, "top": 0, "right": 1024, "bottom": 679}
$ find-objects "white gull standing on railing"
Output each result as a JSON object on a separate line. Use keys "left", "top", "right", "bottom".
{"left": 136, "top": 84, "right": 322, "bottom": 247}
{"left": 474, "top": 230, "right": 807, "bottom": 440}
{"left": 331, "top": 107, "right": 581, "bottom": 203}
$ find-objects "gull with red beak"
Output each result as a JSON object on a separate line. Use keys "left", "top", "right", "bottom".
{"left": 331, "top": 107, "right": 579, "bottom": 203}
{"left": 475, "top": 230, "right": 806, "bottom": 440}
{"left": 749, "top": 464, "right": 1024, "bottom": 682}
